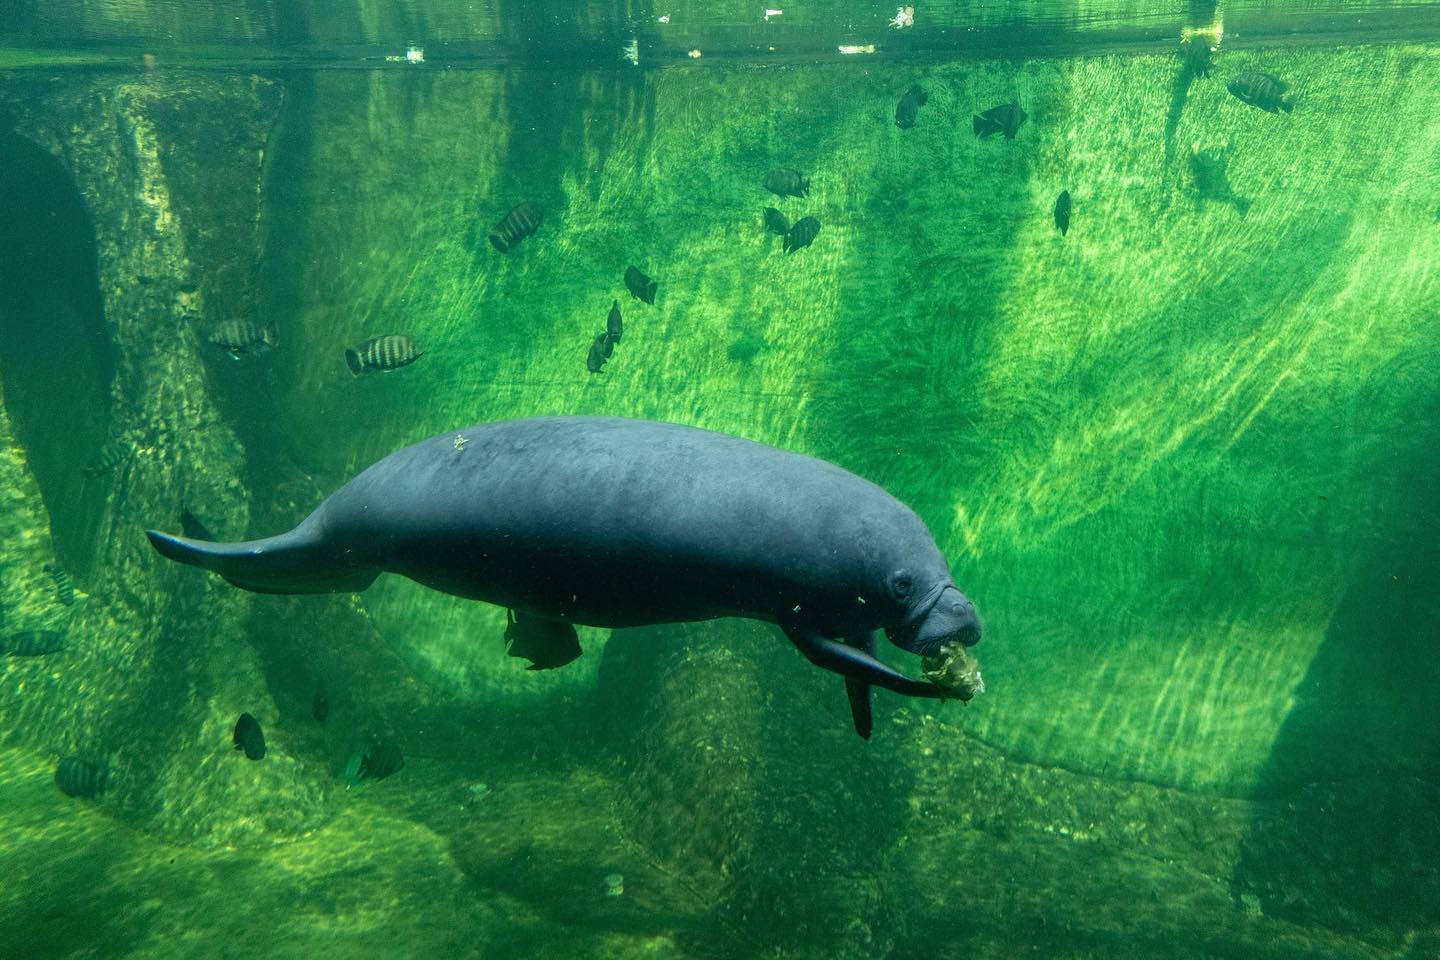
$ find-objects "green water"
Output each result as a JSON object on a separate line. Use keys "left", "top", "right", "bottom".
{"left": 2, "top": 2, "right": 1439, "bottom": 958}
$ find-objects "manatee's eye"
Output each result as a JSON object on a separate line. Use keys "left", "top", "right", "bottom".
{"left": 888, "top": 570, "right": 913, "bottom": 600}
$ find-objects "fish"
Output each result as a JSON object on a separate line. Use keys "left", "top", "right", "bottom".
{"left": 606, "top": 300, "right": 623, "bottom": 346}
{"left": 504, "top": 608, "right": 582, "bottom": 670}
{"left": 1179, "top": 37, "right": 1212, "bottom": 79}
{"left": 763, "top": 167, "right": 810, "bottom": 198}
{"left": 82, "top": 439, "right": 132, "bottom": 478}
{"left": 1054, "top": 190, "right": 1072, "bottom": 236}
{"left": 587, "top": 332, "right": 609, "bottom": 374}
{"left": 624, "top": 266, "right": 658, "bottom": 305}
{"left": 1226, "top": 71, "right": 1293, "bottom": 113}
{"left": 488, "top": 202, "right": 544, "bottom": 252}
{"left": 0, "top": 629, "right": 67, "bottom": 657}
{"left": 55, "top": 757, "right": 108, "bottom": 798}
{"left": 972, "top": 101, "right": 1027, "bottom": 139}
{"left": 180, "top": 507, "right": 215, "bottom": 541}
{"left": 356, "top": 740, "right": 404, "bottom": 782}
{"left": 763, "top": 207, "right": 790, "bottom": 236}
{"left": 206, "top": 319, "right": 276, "bottom": 358}
{"left": 345, "top": 335, "right": 423, "bottom": 376}
{"left": 43, "top": 563, "right": 75, "bottom": 606}
{"left": 232, "top": 712, "right": 266, "bottom": 760}
{"left": 895, "top": 84, "right": 928, "bottom": 129}
{"left": 312, "top": 685, "right": 329, "bottom": 723}
{"left": 783, "top": 216, "right": 821, "bottom": 254}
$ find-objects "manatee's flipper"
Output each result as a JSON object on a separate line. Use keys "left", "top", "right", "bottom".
{"left": 784, "top": 626, "right": 949, "bottom": 721}
{"left": 146, "top": 521, "right": 380, "bottom": 595}
{"left": 504, "top": 609, "right": 582, "bottom": 670}
{"left": 841, "top": 633, "right": 877, "bottom": 739}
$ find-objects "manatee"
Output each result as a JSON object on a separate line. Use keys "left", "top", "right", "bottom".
{"left": 146, "top": 417, "right": 982, "bottom": 738}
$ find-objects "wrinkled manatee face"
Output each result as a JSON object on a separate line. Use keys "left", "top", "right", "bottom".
{"left": 884, "top": 573, "right": 982, "bottom": 658}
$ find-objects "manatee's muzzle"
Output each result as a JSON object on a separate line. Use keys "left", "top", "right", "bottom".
{"left": 887, "top": 584, "right": 981, "bottom": 657}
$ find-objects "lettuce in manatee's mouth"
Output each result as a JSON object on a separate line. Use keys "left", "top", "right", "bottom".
{"left": 922, "top": 640, "right": 985, "bottom": 700}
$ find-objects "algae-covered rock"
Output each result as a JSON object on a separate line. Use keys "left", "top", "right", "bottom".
{"left": 0, "top": 75, "right": 329, "bottom": 844}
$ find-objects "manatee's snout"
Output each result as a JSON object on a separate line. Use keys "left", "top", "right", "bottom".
{"left": 888, "top": 585, "right": 981, "bottom": 657}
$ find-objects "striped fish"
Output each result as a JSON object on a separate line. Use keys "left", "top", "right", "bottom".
{"left": 0, "top": 629, "right": 67, "bottom": 657}
{"left": 606, "top": 300, "right": 623, "bottom": 345}
{"left": 763, "top": 167, "right": 809, "bottom": 198}
{"left": 55, "top": 757, "right": 108, "bottom": 798}
{"left": 784, "top": 216, "right": 821, "bottom": 254}
{"left": 43, "top": 563, "right": 75, "bottom": 606}
{"left": 587, "top": 332, "right": 609, "bottom": 374}
{"left": 82, "top": 439, "right": 132, "bottom": 478}
{"left": 345, "top": 335, "right": 423, "bottom": 376}
{"left": 488, "top": 202, "right": 543, "bottom": 252}
{"left": 207, "top": 319, "right": 276, "bottom": 358}
{"left": 624, "top": 266, "right": 658, "bottom": 305}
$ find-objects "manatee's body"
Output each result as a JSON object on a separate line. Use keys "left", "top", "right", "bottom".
{"left": 148, "top": 417, "right": 981, "bottom": 736}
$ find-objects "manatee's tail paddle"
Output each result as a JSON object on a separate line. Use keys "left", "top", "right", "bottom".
{"left": 145, "top": 521, "right": 380, "bottom": 595}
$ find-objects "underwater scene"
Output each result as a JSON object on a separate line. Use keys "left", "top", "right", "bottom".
{"left": 2, "top": 0, "right": 1440, "bottom": 957}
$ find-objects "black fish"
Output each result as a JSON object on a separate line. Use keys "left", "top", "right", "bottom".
{"left": 43, "top": 563, "right": 75, "bottom": 606}
{"left": 504, "top": 608, "right": 582, "bottom": 670}
{"left": 895, "top": 85, "right": 928, "bottom": 129}
{"left": 1179, "top": 37, "right": 1212, "bottom": 79}
{"left": 973, "top": 101, "right": 1027, "bottom": 139}
{"left": 624, "top": 266, "right": 658, "bottom": 305}
{"left": 358, "top": 740, "right": 404, "bottom": 781}
{"left": 0, "top": 629, "right": 67, "bottom": 657}
{"left": 82, "top": 439, "right": 132, "bottom": 478}
{"left": 207, "top": 319, "right": 275, "bottom": 358}
{"left": 233, "top": 712, "right": 266, "bottom": 761}
{"left": 763, "top": 207, "right": 790, "bottom": 236}
{"left": 587, "top": 332, "right": 609, "bottom": 374}
{"left": 1054, "top": 190, "right": 1072, "bottom": 236}
{"left": 488, "top": 202, "right": 543, "bottom": 252}
{"left": 606, "top": 300, "right": 623, "bottom": 346}
{"left": 1227, "top": 71, "right": 1293, "bottom": 113}
{"left": 180, "top": 507, "right": 214, "bottom": 541}
{"left": 55, "top": 757, "right": 108, "bottom": 798}
{"left": 312, "top": 685, "right": 329, "bottom": 723}
{"left": 345, "top": 335, "right": 422, "bottom": 375}
{"left": 783, "top": 216, "right": 821, "bottom": 254}
{"left": 763, "top": 167, "right": 810, "bottom": 198}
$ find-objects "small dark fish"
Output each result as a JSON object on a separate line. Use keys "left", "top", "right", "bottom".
{"left": 895, "top": 85, "right": 928, "bottom": 129}
{"left": 233, "top": 712, "right": 266, "bottom": 761}
{"left": 180, "top": 507, "right": 214, "bottom": 541}
{"left": 55, "top": 757, "right": 108, "bottom": 798}
{"left": 488, "top": 202, "right": 543, "bottom": 252}
{"left": 358, "top": 740, "right": 404, "bottom": 782}
{"left": 312, "top": 685, "right": 329, "bottom": 723}
{"left": 43, "top": 563, "right": 75, "bottom": 606}
{"left": 345, "top": 335, "right": 422, "bottom": 375}
{"left": 606, "top": 300, "right": 623, "bottom": 346}
{"left": 783, "top": 216, "right": 821, "bottom": 254}
{"left": 624, "top": 266, "right": 658, "bottom": 305}
{"left": 762, "top": 207, "right": 790, "bottom": 236}
{"left": 973, "top": 101, "right": 1027, "bottom": 139}
{"left": 763, "top": 167, "right": 810, "bottom": 198}
{"left": 1227, "top": 71, "right": 1293, "bottom": 113}
{"left": 82, "top": 439, "right": 132, "bottom": 478}
{"left": 587, "top": 332, "right": 609, "bottom": 374}
{"left": 1054, "top": 190, "right": 1072, "bottom": 236}
{"left": 1179, "top": 37, "right": 1212, "bottom": 79}
{"left": 504, "top": 608, "right": 582, "bottom": 670}
{"left": 207, "top": 319, "right": 275, "bottom": 358}
{"left": 0, "top": 629, "right": 67, "bottom": 657}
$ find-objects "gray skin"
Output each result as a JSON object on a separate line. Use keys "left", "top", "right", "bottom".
{"left": 146, "top": 416, "right": 981, "bottom": 737}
